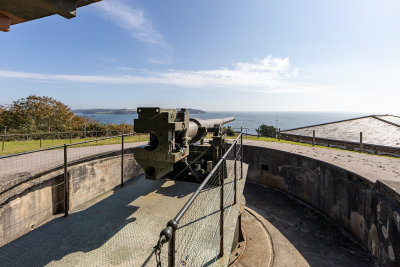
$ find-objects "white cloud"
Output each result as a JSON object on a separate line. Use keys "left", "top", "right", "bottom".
{"left": 0, "top": 55, "right": 324, "bottom": 94}
{"left": 96, "top": 0, "right": 165, "bottom": 45}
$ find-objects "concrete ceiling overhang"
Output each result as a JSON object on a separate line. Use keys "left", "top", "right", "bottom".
{"left": 0, "top": 0, "right": 102, "bottom": 32}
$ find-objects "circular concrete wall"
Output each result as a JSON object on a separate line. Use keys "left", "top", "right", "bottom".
{"left": 244, "top": 144, "right": 400, "bottom": 266}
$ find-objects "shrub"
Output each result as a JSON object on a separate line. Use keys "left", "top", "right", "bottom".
{"left": 256, "top": 124, "right": 277, "bottom": 138}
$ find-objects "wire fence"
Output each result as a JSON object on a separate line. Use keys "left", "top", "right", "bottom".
{"left": 0, "top": 130, "right": 149, "bottom": 153}
{"left": 0, "top": 133, "right": 141, "bottom": 246}
{"left": 155, "top": 132, "right": 243, "bottom": 267}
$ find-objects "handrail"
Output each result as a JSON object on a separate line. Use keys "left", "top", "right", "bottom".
{"left": 174, "top": 133, "right": 241, "bottom": 223}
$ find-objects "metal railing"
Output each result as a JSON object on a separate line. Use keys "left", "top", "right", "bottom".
{"left": 0, "top": 130, "right": 148, "bottom": 152}
{"left": 155, "top": 130, "right": 243, "bottom": 267}
{"left": 0, "top": 133, "right": 142, "bottom": 244}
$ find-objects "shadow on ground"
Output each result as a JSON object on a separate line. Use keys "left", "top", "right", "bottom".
{"left": 0, "top": 176, "right": 197, "bottom": 266}
{"left": 244, "top": 182, "right": 377, "bottom": 267}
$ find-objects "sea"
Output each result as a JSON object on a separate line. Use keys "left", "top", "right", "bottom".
{"left": 75, "top": 111, "right": 379, "bottom": 135}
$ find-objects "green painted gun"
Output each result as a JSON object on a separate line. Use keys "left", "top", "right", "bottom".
{"left": 134, "top": 107, "right": 234, "bottom": 180}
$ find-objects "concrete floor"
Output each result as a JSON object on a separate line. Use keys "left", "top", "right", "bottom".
{"left": 0, "top": 163, "right": 247, "bottom": 267}
{"left": 243, "top": 182, "right": 377, "bottom": 267}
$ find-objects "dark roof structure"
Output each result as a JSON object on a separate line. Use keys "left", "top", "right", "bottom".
{"left": 282, "top": 115, "right": 400, "bottom": 148}
{"left": 0, "top": 0, "right": 101, "bottom": 32}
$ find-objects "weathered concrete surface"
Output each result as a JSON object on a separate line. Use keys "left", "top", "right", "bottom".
{"left": 243, "top": 141, "right": 400, "bottom": 266}
{"left": 0, "top": 149, "right": 143, "bottom": 247}
{"left": 233, "top": 208, "right": 274, "bottom": 267}
{"left": 282, "top": 115, "right": 400, "bottom": 148}
{"left": 240, "top": 183, "right": 376, "bottom": 267}
{"left": 0, "top": 167, "right": 248, "bottom": 267}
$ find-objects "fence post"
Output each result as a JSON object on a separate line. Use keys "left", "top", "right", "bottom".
{"left": 121, "top": 135, "right": 124, "bottom": 186}
{"left": 168, "top": 220, "right": 177, "bottom": 267}
{"left": 234, "top": 140, "right": 237, "bottom": 205}
{"left": 360, "top": 132, "right": 363, "bottom": 153}
{"left": 219, "top": 161, "right": 225, "bottom": 257}
{"left": 2, "top": 127, "right": 6, "bottom": 152}
{"left": 64, "top": 144, "right": 69, "bottom": 217}
{"left": 278, "top": 128, "right": 281, "bottom": 141}
{"left": 312, "top": 130, "right": 315, "bottom": 146}
{"left": 257, "top": 127, "right": 260, "bottom": 138}
{"left": 240, "top": 128, "right": 243, "bottom": 180}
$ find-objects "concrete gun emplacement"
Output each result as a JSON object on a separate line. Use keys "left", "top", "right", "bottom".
{"left": 133, "top": 107, "right": 235, "bottom": 180}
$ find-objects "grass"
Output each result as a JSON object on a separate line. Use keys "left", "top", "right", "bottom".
{"left": 1, "top": 132, "right": 395, "bottom": 159}
{"left": 0, "top": 134, "right": 149, "bottom": 156}
{"left": 217, "top": 133, "right": 397, "bottom": 159}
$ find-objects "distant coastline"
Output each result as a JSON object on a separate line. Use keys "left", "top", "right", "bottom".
{"left": 73, "top": 108, "right": 206, "bottom": 115}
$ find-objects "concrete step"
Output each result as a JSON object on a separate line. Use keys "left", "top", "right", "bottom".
{"left": 234, "top": 207, "right": 310, "bottom": 267}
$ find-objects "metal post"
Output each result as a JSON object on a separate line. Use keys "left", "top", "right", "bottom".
{"left": 63, "top": 144, "right": 69, "bottom": 217}
{"left": 312, "top": 130, "right": 315, "bottom": 146}
{"left": 234, "top": 140, "right": 237, "bottom": 205}
{"left": 121, "top": 135, "right": 124, "bottom": 186}
{"left": 168, "top": 229, "right": 176, "bottom": 267}
{"left": 2, "top": 127, "right": 6, "bottom": 152}
{"left": 219, "top": 161, "right": 225, "bottom": 257}
{"left": 240, "top": 128, "right": 243, "bottom": 180}
{"left": 278, "top": 128, "right": 281, "bottom": 141}
{"left": 360, "top": 132, "right": 363, "bottom": 153}
{"left": 257, "top": 127, "right": 260, "bottom": 138}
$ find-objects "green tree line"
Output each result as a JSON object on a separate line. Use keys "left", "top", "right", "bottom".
{"left": 0, "top": 95, "right": 133, "bottom": 134}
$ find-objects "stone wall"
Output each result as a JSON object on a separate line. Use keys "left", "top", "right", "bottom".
{"left": 0, "top": 149, "right": 143, "bottom": 246}
{"left": 244, "top": 144, "right": 400, "bottom": 266}
{"left": 280, "top": 133, "right": 400, "bottom": 158}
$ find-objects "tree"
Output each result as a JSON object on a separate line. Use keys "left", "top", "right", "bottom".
{"left": 0, "top": 105, "right": 4, "bottom": 131}
{"left": 224, "top": 126, "right": 235, "bottom": 136}
{"left": 256, "top": 124, "right": 277, "bottom": 138}
{"left": 2, "top": 95, "right": 85, "bottom": 132}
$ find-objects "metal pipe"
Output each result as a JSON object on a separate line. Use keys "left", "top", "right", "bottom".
{"left": 121, "top": 135, "right": 124, "bottom": 186}
{"left": 234, "top": 141, "right": 237, "bottom": 205}
{"left": 64, "top": 144, "right": 69, "bottom": 217}
{"left": 168, "top": 228, "right": 176, "bottom": 267}
{"left": 219, "top": 160, "right": 224, "bottom": 257}
{"left": 240, "top": 128, "right": 243, "bottom": 179}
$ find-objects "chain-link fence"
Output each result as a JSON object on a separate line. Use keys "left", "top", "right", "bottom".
{"left": 155, "top": 132, "right": 243, "bottom": 267}
{"left": 0, "top": 130, "right": 148, "bottom": 154}
{"left": 0, "top": 133, "right": 143, "bottom": 246}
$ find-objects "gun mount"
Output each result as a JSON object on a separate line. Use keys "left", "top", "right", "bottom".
{"left": 133, "top": 107, "right": 234, "bottom": 180}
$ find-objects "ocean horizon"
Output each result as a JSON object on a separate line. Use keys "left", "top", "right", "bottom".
{"left": 74, "top": 111, "right": 394, "bottom": 135}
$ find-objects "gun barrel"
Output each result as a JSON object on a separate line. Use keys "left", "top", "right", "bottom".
{"left": 188, "top": 117, "right": 235, "bottom": 143}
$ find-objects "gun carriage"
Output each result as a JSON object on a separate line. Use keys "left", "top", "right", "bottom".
{"left": 133, "top": 107, "right": 234, "bottom": 182}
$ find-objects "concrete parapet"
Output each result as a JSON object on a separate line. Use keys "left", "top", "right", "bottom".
{"left": 281, "top": 133, "right": 400, "bottom": 158}
{"left": 244, "top": 144, "right": 400, "bottom": 266}
{"left": 0, "top": 148, "right": 143, "bottom": 247}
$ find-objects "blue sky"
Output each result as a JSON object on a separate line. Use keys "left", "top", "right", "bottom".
{"left": 1, "top": 0, "right": 400, "bottom": 112}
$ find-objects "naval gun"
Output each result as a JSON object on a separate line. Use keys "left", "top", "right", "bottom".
{"left": 133, "top": 107, "right": 234, "bottom": 180}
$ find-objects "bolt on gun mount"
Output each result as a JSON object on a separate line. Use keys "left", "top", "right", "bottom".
{"left": 133, "top": 107, "right": 235, "bottom": 180}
